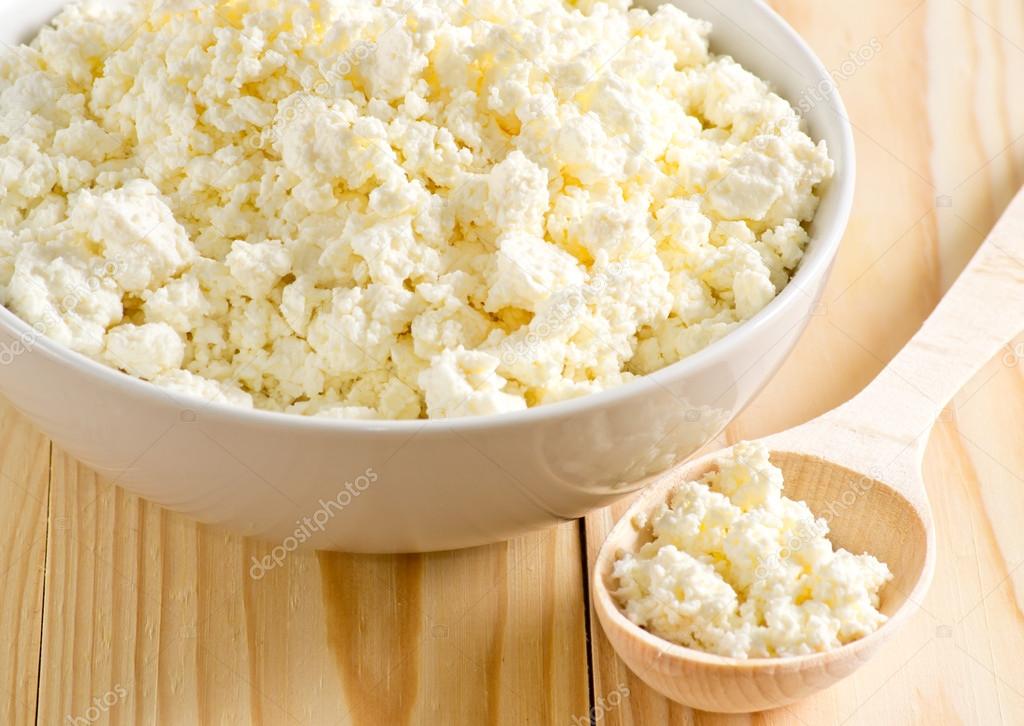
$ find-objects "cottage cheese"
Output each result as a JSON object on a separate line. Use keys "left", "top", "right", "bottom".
{"left": 0, "top": 0, "right": 832, "bottom": 419}
{"left": 613, "top": 442, "right": 892, "bottom": 658}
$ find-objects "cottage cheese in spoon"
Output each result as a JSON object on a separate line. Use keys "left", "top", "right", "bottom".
{"left": 613, "top": 442, "right": 892, "bottom": 658}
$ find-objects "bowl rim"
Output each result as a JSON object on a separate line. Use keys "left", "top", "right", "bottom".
{"left": 0, "top": 0, "right": 855, "bottom": 435}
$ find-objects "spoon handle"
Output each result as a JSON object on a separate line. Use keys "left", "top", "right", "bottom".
{"left": 833, "top": 185, "right": 1024, "bottom": 447}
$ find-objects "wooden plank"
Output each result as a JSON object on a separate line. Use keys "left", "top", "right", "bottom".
{"left": 36, "top": 449, "right": 589, "bottom": 725}
{"left": 584, "top": 0, "right": 1024, "bottom": 723}
{"left": 319, "top": 525, "right": 589, "bottom": 725}
{"left": 0, "top": 400, "right": 50, "bottom": 726}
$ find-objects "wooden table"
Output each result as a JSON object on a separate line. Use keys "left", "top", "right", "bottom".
{"left": 2, "top": 0, "right": 1023, "bottom": 723}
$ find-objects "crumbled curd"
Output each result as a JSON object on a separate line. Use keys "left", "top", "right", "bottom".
{"left": 0, "top": 0, "right": 832, "bottom": 419}
{"left": 613, "top": 442, "right": 892, "bottom": 658}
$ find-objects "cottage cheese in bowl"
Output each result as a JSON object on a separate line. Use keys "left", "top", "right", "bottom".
{"left": 0, "top": 0, "right": 833, "bottom": 420}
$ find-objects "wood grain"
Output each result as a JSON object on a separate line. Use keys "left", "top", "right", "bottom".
{"left": 0, "top": 0, "right": 1022, "bottom": 724}
{"left": 0, "top": 401, "right": 49, "bottom": 726}
{"left": 33, "top": 450, "right": 588, "bottom": 725}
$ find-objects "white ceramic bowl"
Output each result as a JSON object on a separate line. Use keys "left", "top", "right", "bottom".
{"left": 0, "top": 0, "right": 853, "bottom": 552}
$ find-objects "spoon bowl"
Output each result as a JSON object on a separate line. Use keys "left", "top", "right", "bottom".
{"left": 593, "top": 447, "right": 933, "bottom": 713}
{"left": 594, "top": 185, "right": 1024, "bottom": 712}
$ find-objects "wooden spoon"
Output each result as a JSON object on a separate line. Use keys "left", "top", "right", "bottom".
{"left": 593, "top": 186, "right": 1024, "bottom": 713}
